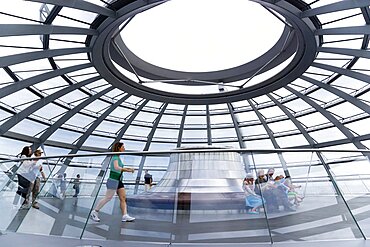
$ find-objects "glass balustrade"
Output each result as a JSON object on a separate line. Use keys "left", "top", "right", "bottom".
{"left": 0, "top": 148, "right": 369, "bottom": 244}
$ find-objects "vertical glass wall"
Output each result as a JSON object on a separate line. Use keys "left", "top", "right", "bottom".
{"left": 1, "top": 149, "right": 370, "bottom": 244}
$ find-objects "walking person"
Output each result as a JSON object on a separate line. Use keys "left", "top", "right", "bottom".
{"left": 144, "top": 170, "right": 153, "bottom": 192}
{"left": 73, "top": 174, "right": 81, "bottom": 197}
{"left": 90, "top": 142, "right": 135, "bottom": 222}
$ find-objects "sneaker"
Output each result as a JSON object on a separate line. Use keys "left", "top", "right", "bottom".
{"left": 32, "top": 202, "right": 40, "bottom": 209}
{"left": 248, "top": 210, "right": 259, "bottom": 214}
{"left": 122, "top": 214, "right": 135, "bottom": 222}
{"left": 284, "top": 206, "right": 296, "bottom": 212}
{"left": 90, "top": 210, "right": 100, "bottom": 222}
{"left": 20, "top": 203, "right": 30, "bottom": 210}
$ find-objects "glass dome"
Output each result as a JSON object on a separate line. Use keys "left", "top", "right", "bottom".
{"left": 0, "top": 0, "right": 369, "bottom": 156}
{"left": 2, "top": 0, "right": 370, "bottom": 245}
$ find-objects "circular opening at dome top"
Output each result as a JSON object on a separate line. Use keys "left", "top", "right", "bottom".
{"left": 119, "top": 0, "right": 285, "bottom": 72}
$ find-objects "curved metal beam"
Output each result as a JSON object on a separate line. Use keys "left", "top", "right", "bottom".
{"left": 112, "top": 99, "right": 150, "bottom": 147}
{"left": 227, "top": 102, "right": 253, "bottom": 172}
{"left": 318, "top": 47, "right": 370, "bottom": 59}
{"left": 0, "top": 47, "right": 91, "bottom": 68}
{"left": 95, "top": 99, "right": 150, "bottom": 180}
{"left": 33, "top": 86, "right": 114, "bottom": 149}
{"left": 286, "top": 86, "right": 369, "bottom": 151}
{"left": 312, "top": 62, "right": 370, "bottom": 84}
{"left": 134, "top": 103, "right": 168, "bottom": 193}
{"left": 62, "top": 93, "right": 131, "bottom": 167}
{"left": 227, "top": 103, "right": 245, "bottom": 148}
{"left": 267, "top": 94, "right": 316, "bottom": 146}
{"left": 300, "top": 75, "right": 370, "bottom": 115}
{"left": 206, "top": 105, "right": 212, "bottom": 145}
{"left": 301, "top": 0, "right": 370, "bottom": 18}
{"left": 26, "top": 0, "right": 116, "bottom": 17}
{"left": 0, "top": 24, "right": 98, "bottom": 37}
{"left": 0, "top": 63, "right": 92, "bottom": 99}
{"left": 316, "top": 25, "right": 370, "bottom": 35}
{"left": 177, "top": 105, "right": 188, "bottom": 148}
{"left": 248, "top": 99, "right": 289, "bottom": 175}
{"left": 0, "top": 76, "right": 101, "bottom": 136}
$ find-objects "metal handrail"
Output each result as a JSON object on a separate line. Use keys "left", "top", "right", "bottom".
{"left": 1, "top": 147, "right": 370, "bottom": 164}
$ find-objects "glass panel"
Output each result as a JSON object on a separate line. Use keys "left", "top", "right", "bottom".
{"left": 251, "top": 151, "right": 363, "bottom": 242}
{"left": 83, "top": 135, "right": 114, "bottom": 149}
{"left": 259, "top": 106, "right": 285, "bottom": 118}
{"left": 0, "top": 149, "right": 369, "bottom": 243}
{"left": 240, "top": 125, "right": 267, "bottom": 137}
{"left": 153, "top": 128, "right": 179, "bottom": 139}
{"left": 309, "top": 127, "right": 347, "bottom": 143}
{"left": 296, "top": 112, "right": 329, "bottom": 128}
{"left": 268, "top": 120, "right": 297, "bottom": 133}
{"left": 328, "top": 102, "right": 364, "bottom": 119}
{"left": 9, "top": 119, "right": 48, "bottom": 137}
{"left": 345, "top": 118, "right": 370, "bottom": 135}
{"left": 330, "top": 158, "right": 370, "bottom": 238}
{"left": 275, "top": 134, "right": 310, "bottom": 148}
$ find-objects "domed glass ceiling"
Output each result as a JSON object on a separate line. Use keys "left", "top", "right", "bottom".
{"left": 0, "top": 0, "right": 369, "bottom": 167}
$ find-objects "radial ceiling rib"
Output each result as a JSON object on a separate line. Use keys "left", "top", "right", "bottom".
{"left": 0, "top": 24, "right": 98, "bottom": 37}
{"left": 176, "top": 105, "right": 188, "bottom": 148}
{"left": 301, "top": 0, "right": 370, "bottom": 18}
{"left": 315, "top": 26, "right": 370, "bottom": 35}
{"left": 267, "top": 94, "right": 316, "bottom": 146}
{"left": 300, "top": 75, "right": 370, "bottom": 115}
{"left": 311, "top": 62, "right": 370, "bottom": 84}
{"left": 25, "top": 0, "right": 116, "bottom": 17}
{"left": 0, "top": 63, "right": 92, "bottom": 99}
{"left": 95, "top": 99, "right": 150, "bottom": 181}
{"left": 248, "top": 99, "right": 289, "bottom": 175}
{"left": 74, "top": 94, "right": 131, "bottom": 148}
{"left": 112, "top": 99, "right": 150, "bottom": 148}
{"left": 227, "top": 103, "right": 245, "bottom": 149}
{"left": 33, "top": 86, "right": 114, "bottom": 149}
{"left": 63, "top": 94, "right": 131, "bottom": 167}
{"left": 134, "top": 103, "right": 168, "bottom": 193}
{"left": 286, "top": 86, "right": 369, "bottom": 151}
{"left": 0, "top": 76, "right": 101, "bottom": 136}
{"left": 206, "top": 105, "right": 212, "bottom": 145}
{"left": 0, "top": 47, "right": 90, "bottom": 68}
{"left": 318, "top": 47, "right": 370, "bottom": 59}
{"left": 267, "top": 93, "right": 336, "bottom": 190}
{"left": 228, "top": 102, "right": 252, "bottom": 172}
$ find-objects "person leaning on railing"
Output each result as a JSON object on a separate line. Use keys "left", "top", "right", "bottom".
{"left": 26, "top": 149, "right": 46, "bottom": 209}
{"left": 14, "top": 146, "right": 36, "bottom": 209}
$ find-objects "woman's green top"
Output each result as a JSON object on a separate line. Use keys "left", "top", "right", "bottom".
{"left": 109, "top": 155, "right": 124, "bottom": 180}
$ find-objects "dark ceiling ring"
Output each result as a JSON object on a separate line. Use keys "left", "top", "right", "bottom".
{"left": 110, "top": 26, "right": 297, "bottom": 83}
{"left": 90, "top": 0, "right": 319, "bottom": 104}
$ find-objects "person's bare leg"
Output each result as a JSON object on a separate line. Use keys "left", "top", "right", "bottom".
{"left": 95, "top": 189, "right": 115, "bottom": 211}
{"left": 117, "top": 188, "right": 127, "bottom": 215}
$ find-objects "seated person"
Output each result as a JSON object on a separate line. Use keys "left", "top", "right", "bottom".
{"left": 266, "top": 168, "right": 275, "bottom": 181}
{"left": 255, "top": 169, "right": 278, "bottom": 213}
{"left": 283, "top": 175, "right": 304, "bottom": 205}
{"left": 243, "top": 173, "right": 263, "bottom": 214}
{"left": 255, "top": 170, "right": 295, "bottom": 213}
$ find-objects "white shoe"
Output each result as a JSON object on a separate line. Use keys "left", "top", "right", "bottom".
{"left": 122, "top": 214, "right": 135, "bottom": 222}
{"left": 90, "top": 210, "right": 100, "bottom": 222}
{"left": 20, "top": 203, "right": 30, "bottom": 210}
